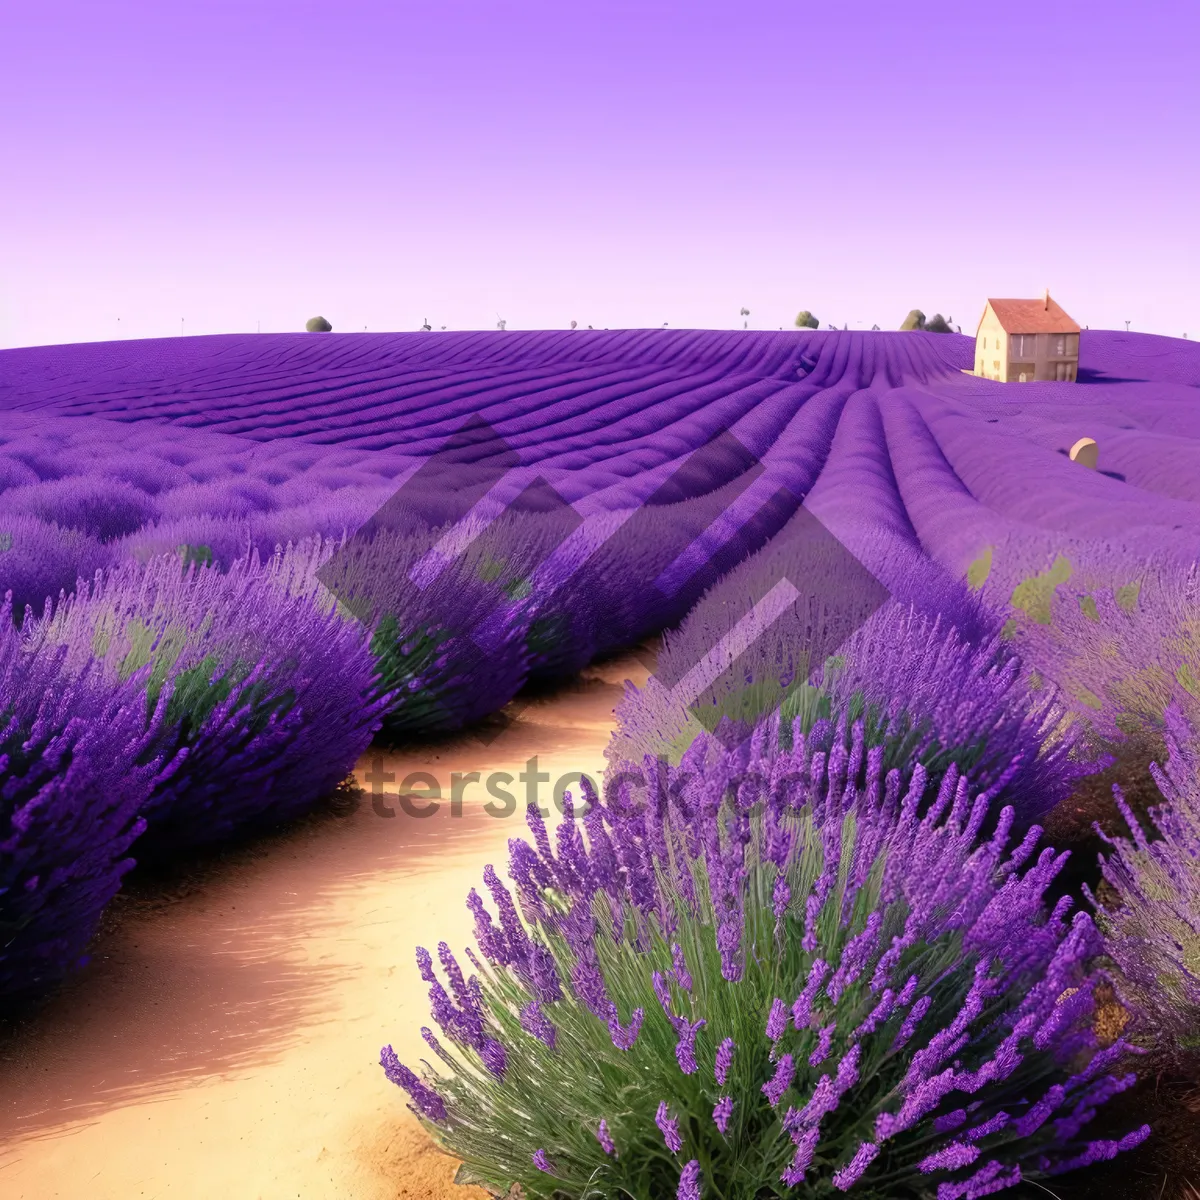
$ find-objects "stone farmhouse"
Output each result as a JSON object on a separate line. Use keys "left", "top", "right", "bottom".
{"left": 974, "top": 291, "right": 1081, "bottom": 382}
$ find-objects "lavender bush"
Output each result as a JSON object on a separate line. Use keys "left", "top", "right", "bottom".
{"left": 611, "top": 599, "right": 1091, "bottom": 826}
{"left": 1000, "top": 552, "right": 1200, "bottom": 746}
{"left": 383, "top": 716, "right": 1148, "bottom": 1198}
{"left": 314, "top": 522, "right": 539, "bottom": 737}
{"left": 1087, "top": 705, "right": 1200, "bottom": 1072}
{"left": 1, "top": 594, "right": 170, "bottom": 1010}
{"left": 22, "top": 544, "right": 391, "bottom": 858}
{"left": 0, "top": 513, "right": 114, "bottom": 623}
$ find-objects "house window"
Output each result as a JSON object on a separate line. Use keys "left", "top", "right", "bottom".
{"left": 1054, "top": 335, "right": 1066, "bottom": 356}
{"left": 1019, "top": 372, "right": 1027, "bottom": 382}
{"left": 1011, "top": 333, "right": 1036, "bottom": 358}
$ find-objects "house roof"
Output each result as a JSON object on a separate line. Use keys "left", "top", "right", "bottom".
{"left": 980, "top": 295, "right": 1081, "bottom": 334}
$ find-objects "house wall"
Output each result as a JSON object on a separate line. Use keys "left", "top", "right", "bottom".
{"left": 1032, "top": 332, "right": 1079, "bottom": 381}
{"left": 974, "top": 307, "right": 1009, "bottom": 380}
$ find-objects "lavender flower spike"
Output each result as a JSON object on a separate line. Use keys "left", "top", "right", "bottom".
{"left": 379, "top": 1045, "right": 447, "bottom": 1122}
{"left": 919, "top": 1141, "right": 981, "bottom": 1173}
{"left": 762, "top": 1053, "right": 796, "bottom": 1107}
{"left": 532, "top": 1149, "right": 552, "bottom": 1173}
{"left": 832, "top": 1141, "right": 879, "bottom": 1191}
{"left": 609, "top": 1007, "right": 644, "bottom": 1050}
{"left": 656, "top": 1101, "right": 683, "bottom": 1154}
{"left": 675, "top": 1018, "right": 706, "bottom": 1075}
{"left": 714, "top": 1037, "right": 735, "bottom": 1086}
{"left": 596, "top": 1119, "right": 615, "bottom": 1156}
{"left": 766, "top": 997, "right": 789, "bottom": 1042}
{"left": 678, "top": 1159, "right": 702, "bottom": 1200}
{"left": 713, "top": 1095, "right": 733, "bottom": 1134}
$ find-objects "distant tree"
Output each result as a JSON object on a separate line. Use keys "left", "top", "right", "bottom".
{"left": 899, "top": 309, "right": 926, "bottom": 331}
{"left": 871, "top": 324, "right": 880, "bottom": 331}
{"left": 305, "top": 316, "right": 332, "bottom": 332}
{"left": 794, "top": 310, "right": 819, "bottom": 329}
{"left": 924, "top": 313, "right": 952, "bottom": 333}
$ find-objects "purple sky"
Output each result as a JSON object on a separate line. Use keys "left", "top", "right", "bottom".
{"left": 2, "top": 1, "right": 1197, "bottom": 347}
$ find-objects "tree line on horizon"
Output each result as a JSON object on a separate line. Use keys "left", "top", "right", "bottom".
{"left": 795, "top": 309, "right": 958, "bottom": 333}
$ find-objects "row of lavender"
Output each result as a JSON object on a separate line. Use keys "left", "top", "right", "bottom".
{"left": 0, "top": 543, "right": 392, "bottom": 1009}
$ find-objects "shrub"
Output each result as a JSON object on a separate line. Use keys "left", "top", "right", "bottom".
{"left": 382, "top": 719, "right": 1148, "bottom": 1198}
{"left": 0, "top": 514, "right": 113, "bottom": 622}
{"left": 924, "top": 314, "right": 952, "bottom": 334}
{"left": 610, "top": 584, "right": 1089, "bottom": 826}
{"left": 1088, "top": 705, "right": 1200, "bottom": 1072}
{"left": 795, "top": 312, "right": 820, "bottom": 329}
{"left": 900, "top": 310, "right": 926, "bottom": 331}
{"left": 1, "top": 594, "right": 170, "bottom": 1011}
{"left": 0, "top": 475, "right": 160, "bottom": 541}
{"left": 315, "top": 523, "right": 537, "bottom": 737}
{"left": 306, "top": 316, "right": 333, "bottom": 332}
{"left": 23, "top": 543, "right": 392, "bottom": 858}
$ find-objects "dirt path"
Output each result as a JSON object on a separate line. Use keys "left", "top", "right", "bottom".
{"left": 0, "top": 653, "right": 651, "bottom": 1199}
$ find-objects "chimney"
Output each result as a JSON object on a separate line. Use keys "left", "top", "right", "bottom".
{"left": 1043, "top": 288, "right": 1050, "bottom": 310}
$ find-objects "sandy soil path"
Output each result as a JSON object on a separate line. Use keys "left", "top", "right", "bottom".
{"left": 0, "top": 652, "right": 651, "bottom": 1199}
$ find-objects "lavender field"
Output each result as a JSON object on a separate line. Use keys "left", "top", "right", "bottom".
{"left": 3, "top": 327, "right": 1199, "bottom": 1198}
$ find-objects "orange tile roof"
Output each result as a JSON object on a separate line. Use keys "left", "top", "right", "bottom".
{"left": 983, "top": 296, "right": 1081, "bottom": 334}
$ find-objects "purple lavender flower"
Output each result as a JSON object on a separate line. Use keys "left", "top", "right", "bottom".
{"left": 609, "top": 1007, "right": 644, "bottom": 1050}
{"left": 831, "top": 1141, "right": 879, "bottom": 1190}
{"left": 532, "top": 1148, "right": 552, "bottom": 1173}
{"left": 675, "top": 1018, "right": 706, "bottom": 1075}
{"left": 677, "top": 1159, "right": 702, "bottom": 1200}
{"left": 809, "top": 1021, "right": 836, "bottom": 1066}
{"left": 919, "top": 1141, "right": 981, "bottom": 1173}
{"left": 762, "top": 1053, "right": 795, "bottom": 1107}
{"left": 715, "top": 1037, "right": 735, "bottom": 1086}
{"left": 713, "top": 1095, "right": 733, "bottom": 1134}
{"left": 379, "top": 1045, "right": 447, "bottom": 1122}
{"left": 519, "top": 1001, "right": 558, "bottom": 1049}
{"left": 656, "top": 1101, "right": 683, "bottom": 1154}
{"left": 1042, "top": 1125, "right": 1152, "bottom": 1174}
{"left": 596, "top": 1118, "right": 615, "bottom": 1156}
{"left": 416, "top": 946, "right": 436, "bottom": 983}
{"left": 935, "top": 1159, "right": 1021, "bottom": 1199}
{"left": 480, "top": 1038, "right": 507, "bottom": 1078}
{"left": 792, "top": 959, "right": 830, "bottom": 1030}
{"left": 766, "top": 997, "right": 789, "bottom": 1042}
{"left": 893, "top": 995, "right": 932, "bottom": 1050}
{"left": 781, "top": 1125, "right": 820, "bottom": 1186}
